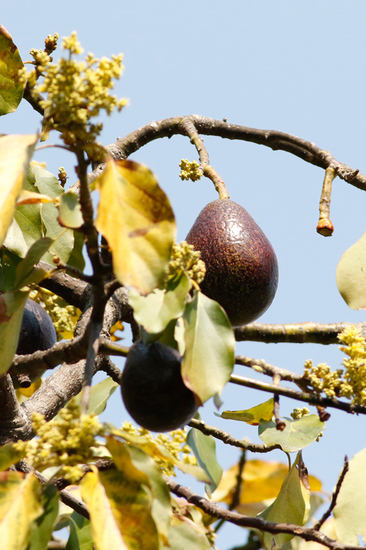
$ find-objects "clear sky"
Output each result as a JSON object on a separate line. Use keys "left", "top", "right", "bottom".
{"left": 3, "top": 2, "right": 366, "bottom": 547}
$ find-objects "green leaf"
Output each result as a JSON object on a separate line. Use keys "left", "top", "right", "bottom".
{"left": 66, "top": 512, "right": 93, "bottom": 550}
{"left": 0, "top": 472, "right": 43, "bottom": 550}
{"left": 13, "top": 238, "right": 53, "bottom": 290}
{"left": 29, "top": 485, "right": 59, "bottom": 550}
{"left": 336, "top": 232, "right": 366, "bottom": 309}
{"left": 75, "top": 377, "right": 118, "bottom": 415}
{"left": 220, "top": 398, "right": 274, "bottom": 425}
{"left": 187, "top": 427, "right": 223, "bottom": 496}
{"left": 67, "top": 229, "right": 86, "bottom": 272}
{"left": 258, "top": 414, "right": 325, "bottom": 453}
{"left": 58, "top": 190, "right": 84, "bottom": 229}
{"left": 0, "top": 289, "right": 28, "bottom": 375}
{"left": 258, "top": 452, "right": 311, "bottom": 550}
{"left": 130, "top": 272, "right": 191, "bottom": 334}
{"left": 182, "top": 291, "right": 235, "bottom": 404}
{"left": 164, "top": 514, "right": 212, "bottom": 550}
{"left": 333, "top": 447, "right": 366, "bottom": 545}
{"left": 0, "top": 248, "right": 22, "bottom": 292}
{"left": 0, "top": 26, "right": 25, "bottom": 115}
{"left": 0, "top": 134, "right": 37, "bottom": 248}
{"left": 4, "top": 163, "right": 74, "bottom": 263}
{"left": 95, "top": 159, "right": 176, "bottom": 295}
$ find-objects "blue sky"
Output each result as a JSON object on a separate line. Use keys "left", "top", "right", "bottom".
{"left": 3, "top": 2, "right": 366, "bottom": 547}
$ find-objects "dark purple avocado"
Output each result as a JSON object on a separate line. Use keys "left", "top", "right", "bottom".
{"left": 186, "top": 199, "right": 278, "bottom": 327}
{"left": 17, "top": 299, "right": 57, "bottom": 355}
{"left": 121, "top": 341, "right": 198, "bottom": 432}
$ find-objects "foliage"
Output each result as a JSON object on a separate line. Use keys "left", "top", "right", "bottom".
{"left": 0, "top": 24, "right": 365, "bottom": 550}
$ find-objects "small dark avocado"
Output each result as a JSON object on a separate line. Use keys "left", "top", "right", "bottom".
{"left": 186, "top": 199, "right": 278, "bottom": 327}
{"left": 121, "top": 340, "right": 198, "bottom": 432}
{"left": 17, "top": 299, "right": 57, "bottom": 356}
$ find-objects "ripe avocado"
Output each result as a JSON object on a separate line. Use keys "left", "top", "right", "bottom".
{"left": 17, "top": 299, "right": 57, "bottom": 356}
{"left": 186, "top": 199, "right": 278, "bottom": 327}
{"left": 121, "top": 340, "right": 198, "bottom": 432}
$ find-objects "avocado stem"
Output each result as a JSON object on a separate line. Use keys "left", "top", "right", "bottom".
{"left": 203, "top": 164, "right": 230, "bottom": 199}
{"left": 317, "top": 166, "right": 336, "bottom": 237}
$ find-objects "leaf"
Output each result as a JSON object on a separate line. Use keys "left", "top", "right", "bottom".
{"left": 0, "top": 134, "right": 37, "bottom": 248}
{"left": 95, "top": 159, "right": 176, "bottom": 294}
{"left": 81, "top": 466, "right": 159, "bottom": 550}
{"left": 220, "top": 398, "right": 274, "bottom": 425}
{"left": 16, "top": 190, "right": 54, "bottom": 205}
{"left": 0, "top": 471, "right": 43, "bottom": 550}
{"left": 130, "top": 272, "right": 191, "bottom": 334}
{"left": 258, "top": 415, "right": 325, "bottom": 453}
{"left": 74, "top": 377, "right": 118, "bottom": 415}
{"left": 0, "top": 26, "right": 25, "bottom": 115}
{"left": 258, "top": 453, "right": 311, "bottom": 550}
{"left": 4, "top": 163, "right": 74, "bottom": 263}
{"left": 66, "top": 512, "right": 94, "bottom": 550}
{"left": 163, "top": 514, "right": 212, "bottom": 550}
{"left": 0, "top": 289, "right": 29, "bottom": 375}
{"left": 29, "top": 485, "right": 59, "bottom": 550}
{"left": 187, "top": 428, "right": 223, "bottom": 496}
{"left": 67, "top": 229, "right": 86, "bottom": 272}
{"left": 58, "top": 190, "right": 84, "bottom": 229}
{"left": 182, "top": 291, "right": 235, "bottom": 404}
{"left": 0, "top": 443, "right": 26, "bottom": 471}
{"left": 0, "top": 248, "right": 22, "bottom": 292}
{"left": 13, "top": 238, "right": 54, "bottom": 290}
{"left": 333, "top": 447, "right": 366, "bottom": 545}
{"left": 336, "top": 232, "right": 366, "bottom": 309}
{"left": 212, "top": 459, "right": 322, "bottom": 510}
{"left": 108, "top": 437, "right": 172, "bottom": 545}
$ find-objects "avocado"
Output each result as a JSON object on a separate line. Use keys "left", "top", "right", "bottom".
{"left": 121, "top": 340, "right": 198, "bottom": 432}
{"left": 186, "top": 199, "right": 278, "bottom": 327}
{"left": 17, "top": 299, "right": 57, "bottom": 356}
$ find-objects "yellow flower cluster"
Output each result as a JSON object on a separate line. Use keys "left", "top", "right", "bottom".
{"left": 24, "top": 32, "right": 127, "bottom": 151}
{"left": 167, "top": 241, "right": 206, "bottom": 285}
{"left": 29, "top": 288, "right": 80, "bottom": 341}
{"left": 122, "top": 422, "right": 196, "bottom": 476}
{"left": 303, "top": 326, "right": 366, "bottom": 406}
{"left": 179, "top": 159, "right": 203, "bottom": 181}
{"left": 290, "top": 407, "right": 310, "bottom": 420}
{"left": 14, "top": 400, "right": 104, "bottom": 483}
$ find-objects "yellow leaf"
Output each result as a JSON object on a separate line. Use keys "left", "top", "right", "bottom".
{"left": 0, "top": 290, "right": 29, "bottom": 375}
{"left": 0, "top": 135, "right": 37, "bottom": 247}
{"left": 0, "top": 471, "right": 43, "bottom": 550}
{"left": 220, "top": 398, "right": 274, "bottom": 425}
{"left": 259, "top": 452, "right": 311, "bottom": 550}
{"left": 16, "top": 189, "right": 55, "bottom": 205}
{"left": 81, "top": 466, "right": 159, "bottom": 550}
{"left": 212, "top": 459, "right": 321, "bottom": 507}
{"left": 17, "top": 378, "right": 42, "bottom": 398}
{"left": 95, "top": 159, "right": 176, "bottom": 294}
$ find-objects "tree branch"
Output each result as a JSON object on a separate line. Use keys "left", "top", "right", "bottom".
{"left": 166, "top": 479, "right": 359, "bottom": 550}
{"left": 313, "top": 457, "right": 349, "bottom": 531}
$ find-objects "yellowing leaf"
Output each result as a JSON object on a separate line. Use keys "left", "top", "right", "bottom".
{"left": 258, "top": 452, "right": 311, "bottom": 550}
{"left": 0, "top": 134, "right": 37, "bottom": 247}
{"left": 16, "top": 190, "right": 54, "bottom": 205}
{"left": 17, "top": 378, "right": 42, "bottom": 398}
{"left": 336, "top": 232, "right": 366, "bottom": 309}
{"left": 95, "top": 159, "right": 176, "bottom": 294}
{"left": 0, "top": 289, "right": 29, "bottom": 375}
{"left": 333, "top": 447, "right": 366, "bottom": 545}
{"left": 220, "top": 398, "right": 274, "bottom": 425}
{"left": 0, "top": 471, "right": 43, "bottom": 550}
{"left": 81, "top": 467, "right": 159, "bottom": 550}
{"left": 0, "top": 26, "right": 25, "bottom": 115}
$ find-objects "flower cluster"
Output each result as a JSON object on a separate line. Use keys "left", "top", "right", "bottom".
{"left": 122, "top": 422, "right": 196, "bottom": 476}
{"left": 29, "top": 288, "right": 80, "bottom": 341}
{"left": 179, "top": 159, "right": 203, "bottom": 181}
{"left": 23, "top": 32, "right": 127, "bottom": 152}
{"left": 167, "top": 241, "right": 206, "bottom": 285}
{"left": 303, "top": 326, "right": 366, "bottom": 406}
{"left": 290, "top": 407, "right": 310, "bottom": 420}
{"left": 14, "top": 400, "right": 104, "bottom": 483}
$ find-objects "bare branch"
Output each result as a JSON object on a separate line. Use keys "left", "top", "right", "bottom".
{"left": 313, "top": 457, "right": 349, "bottom": 531}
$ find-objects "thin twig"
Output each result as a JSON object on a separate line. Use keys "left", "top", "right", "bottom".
{"left": 317, "top": 166, "right": 336, "bottom": 236}
{"left": 313, "top": 456, "right": 349, "bottom": 531}
{"left": 215, "top": 450, "right": 247, "bottom": 533}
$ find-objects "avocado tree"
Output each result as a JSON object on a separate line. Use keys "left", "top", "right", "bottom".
{"left": 1, "top": 25, "right": 366, "bottom": 550}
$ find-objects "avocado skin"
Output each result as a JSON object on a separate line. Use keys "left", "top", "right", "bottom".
{"left": 121, "top": 341, "right": 198, "bottom": 432}
{"left": 17, "top": 299, "right": 57, "bottom": 355}
{"left": 186, "top": 199, "right": 278, "bottom": 327}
